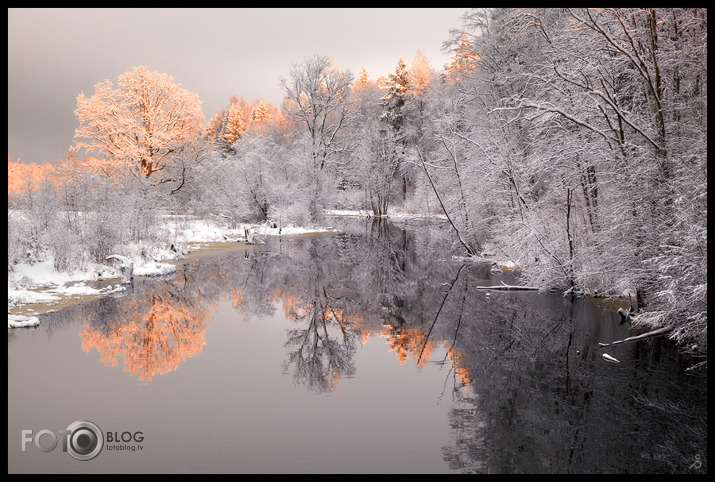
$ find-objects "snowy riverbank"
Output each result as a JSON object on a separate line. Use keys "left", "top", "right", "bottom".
{"left": 8, "top": 216, "right": 340, "bottom": 328}
{"left": 8, "top": 209, "right": 491, "bottom": 329}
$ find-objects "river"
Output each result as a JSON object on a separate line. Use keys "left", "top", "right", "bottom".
{"left": 7, "top": 218, "right": 707, "bottom": 473}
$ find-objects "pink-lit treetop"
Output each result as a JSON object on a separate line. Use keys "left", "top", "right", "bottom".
{"left": 73, "top": 66, "right": 205, "bottom": 181}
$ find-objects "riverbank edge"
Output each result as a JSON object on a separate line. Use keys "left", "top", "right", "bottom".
{"left": 7, "top": 217, "right": 342, "bottom": 328}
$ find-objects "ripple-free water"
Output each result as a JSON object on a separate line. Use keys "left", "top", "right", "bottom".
{"left": 8, "top": 219, "right": 707, "bottom": 473}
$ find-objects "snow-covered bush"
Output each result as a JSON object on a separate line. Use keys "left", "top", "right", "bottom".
{"left": 7, "top": 210, "right": 29, "bottom": 271}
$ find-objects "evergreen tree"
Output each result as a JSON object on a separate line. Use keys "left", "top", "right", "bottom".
{"left": 444, "top": 34, "right": 479, "bottom": 83}
{"left": 223, "top": 102, "right": 246, "bottom": 146}
{"left": 380, "top": 57, "right": 410, "bottom": 131}
{"left": 407, "top": 50, "right": 432, "bottom": 97}
{"left": 250, "top": 99, "right": 271, "bottom": 125}
{"left": 356, "top": 66, "right": 370, "bottom": 86}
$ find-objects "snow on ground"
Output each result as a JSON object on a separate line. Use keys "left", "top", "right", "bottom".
{"left": 254, "top": 224, "right": 340, "bottom": 236}
{"left": 8, "top": 215, "right": 341, "bottom": 328}
{"left": 8, "top": 211, "right": 459, "bottom": 328}
{"left": 325, "top": 209, "right": 372, "bottom": 217}
{"left": 7, "top": 257, "right": 130, "bottom": 313}
{"left": 162, "top": 216, "right": 339, "bottom": 247}
{"left": 8, "top": 259, "right": 119, "bottom": 310}
{"left": 7, "top": 274, "right": 128, "bottom": 328}
{"left": 325, "top": 208, "right": 448, "bottom": 222}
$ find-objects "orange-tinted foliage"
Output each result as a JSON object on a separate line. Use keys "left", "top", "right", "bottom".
{"left": 446, "top": 347, "right": 472, "bottom": 389}
{"left": 444, "top": 34, "right": 480, "bottom": 83}
{"left": 8, "top": 154, "right": 112, "bottom": 198}
{"left": 80, "top": 287, "right": 215, "bottom": 383}
{"left": 230, "top": 289, "right": 247, "bottom": 309}
{"left": 74, "top": 66, "right": 205, "bottom": 180}
{"left": 8, "top": 158, "right": 57, "bottom": 196}
{"left": 382, "top": 324, "right": 433, "bottom": 368}
{"left": 208, "top": 97, "right": 284, "bottom": 147}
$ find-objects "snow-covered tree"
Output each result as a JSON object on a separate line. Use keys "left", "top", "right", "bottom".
{"left": 441, "top": 8, "right": 707, "bottom": 356}
{"left": 223, "top": 101, "right": 247, "bottom": 146}
{"left": 380, "top": 57, "right": 410, "bottom": 131}
{"left": 280, "top": 55, "right": 354, "bottom": 221}
{"left": 73, "top": 66, "right": 205, "bottom": 190}
{"left": 353, "top": 115, "right": 402, "bottom": 217}
{"left": 444, "top": 34, "right": 479, "bottom": 83}
{"left": 281, "top": 55, "right": 353, "bottom": 170}
{"left": 249, "top": 99, "right": 271, "bottom": 125}
{"left": 355, "top": 66, "right": 370, "bottom": 87}
{"left": 407, "top": 50, "right": 432, "bottom": 97}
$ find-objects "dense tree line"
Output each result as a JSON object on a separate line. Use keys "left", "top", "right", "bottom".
{"left": 430, "top": 8, "right": 707, "bottom": 355}
{"left": 8, "top": 8, "right": 706, "bottom": 359}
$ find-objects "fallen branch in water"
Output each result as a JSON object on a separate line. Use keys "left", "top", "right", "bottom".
{"left": 602, "top": 353, "right": 620, "bottom": 363}
{"left": 476, "top": 281, "right": 539, "bottom": 291}
{"left": 598, "top": 326, "right": 673, "bottom": 348}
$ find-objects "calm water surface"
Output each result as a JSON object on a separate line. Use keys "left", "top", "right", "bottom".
{"left": 7, "top": 219, "right": 707, "bottom": 473}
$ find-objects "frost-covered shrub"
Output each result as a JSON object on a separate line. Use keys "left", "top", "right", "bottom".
{"left": 18, "top": 174, "right": 58, "bottom": 261}
{"left": 275, "top": 202, "right": 309, "bottom": 228}
{"left": 84, "top": 209, "right": 122, "bottom": 264}
{"left": 46, "top": 216, "right": 85, "bottom": 272}
{"left": 7, "top": 210, "right": 30, "bottom": 271}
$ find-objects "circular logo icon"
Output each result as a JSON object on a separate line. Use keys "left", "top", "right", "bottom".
{"left": 65, "top": 420, "right": 103, "bottom": 461}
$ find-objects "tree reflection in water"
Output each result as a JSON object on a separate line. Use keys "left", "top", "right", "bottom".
{"left": 272, "top": 218, "right": 473, "bottom": 390}
{"left": 435, "top": 277, "right": 708, "bottom": 474}
{"left": 75, "top": 217, "right": 706, "bottom": 473}
{"left": 80, "top": 271, "right": 217, "bottom": 383}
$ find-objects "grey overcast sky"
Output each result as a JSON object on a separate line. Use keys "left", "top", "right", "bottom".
{"left": 8, "top": 7, "right": 467, "bottom": 164}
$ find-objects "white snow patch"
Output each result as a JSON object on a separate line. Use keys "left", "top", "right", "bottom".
{"left": 253, "top": 224, "right": 341, "bottom": 236}
{"left": 8, "top": 286, "right": 60, "bottom": 308}
{"left": 325, "top": 209, "right": 372, "bottom": 217}
{"left": 7, "top": 256, "right": 131, "bottom": 314}
{"left": 325, "top": 208, "right": 448, "bottom": 222}
{"left": 133, "top": 260, "right": 177, "bottom": 277}
{"left": 8, "top": 259, "right": 118, "bottom": 290}
{"left": 8, "top": 314, "right": 40, "bottom": 329}
{"left": 171, "top": 218, "right": 245, "bottom": 244}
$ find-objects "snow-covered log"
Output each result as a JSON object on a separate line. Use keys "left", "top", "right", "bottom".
{"left": 602, "top": 353, "right": 620, "bottom": 363}
{"left": 106, "top": 255, "right": 134, "bottom": 283}
{"left": 476, "top": 283, "right": 539, "bottom": 291}
{"left": 618, "top": 305, "right": 640, "bottom": 323}
{"left": 598, "top": 326, "right": 673, "bottom": 348}
{"left": 244, "top": 228, "right": 265, "bottom": 245}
